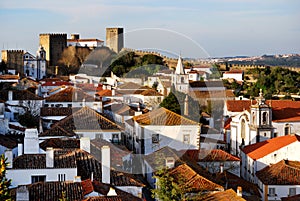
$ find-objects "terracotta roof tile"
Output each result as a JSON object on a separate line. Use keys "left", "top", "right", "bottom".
{"left": 256, "top": 160, "right": 300, "bottom": 185}
{"left": 0, "top": 90, "right": 43, "bottom": 101}
{"left": 241, "top": 135, "right": 300, "bottom": 160}
{"left": 41, "top": 81, "right": 73, "bottom": 87}
{"left": 91, "top": 138, "right": 131, "bottom": 170}
{"left": 96, "top": 89, "right": 112, "bottom": 97}
{"left": 39, "top": 138, "right": 80, "bottom": 150}
{"left": 46, "top": 86, "right": 95, "bottom": 102}
{"left": 133, "top": 107, "right": 199, "bottom": 125}
{"left": 13, "top": 150, "right": 77, "bottom": 169}
{"left": 11, "top": 181, "right": 83, "bottom": 201}
{"left": 139, "top": 89, "right": 163, "bottom": 96}
{"left": 40, "top": 107, "right": 80, "bottom": 116}
{"left": 0, "top": 135, "right": 19, "bottom": 149}
{"left": 168, "top": 163, "right": 224, "bottom": 192}
{"left": 198, "top": 149, "right": 240, "bottom": 162}
{"left": 202, "top": 189, "right": 246, "bottom": 201}
{"left": 281, "top": 194, "right": 300, "bottom": 201}
{"left": 0, "top": 75, "right": 19, "bottom": 80}
{"left": 39, "top": 107, "right": 120, "bottom": 137}
{"left": 226, "top": 100, "right": 252, "bottom": 112}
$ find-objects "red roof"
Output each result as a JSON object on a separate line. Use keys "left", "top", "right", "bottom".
{"left": 256, "top": 160, "right": 300, "bottom": 185}
{"left": 41, "top": 81, "right": 73, "bottom": 87}
{"left": 198, "top": 149, "right": 240, "bottom": 162}
{"left": 241, "top": 135, "right": 300, "bottom": 160}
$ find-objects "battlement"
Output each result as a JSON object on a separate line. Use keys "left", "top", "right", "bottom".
{"left": 39, "top": 33, "right": 67, "bottom": 38}
{"left": 1, "top": 50, "right": 24, "bottom": 53}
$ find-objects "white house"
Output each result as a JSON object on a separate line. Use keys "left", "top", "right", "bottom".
{"left": 67, "top": 34, "right": 104, "bottom": 49}
{"left": 131, "top": 107, "right": 201, "bottom": 155}
{"left": 45, "top": 86, "right": 102, "bottom": 112}
{"left": 39, "top": 107, "right": 121, "bottom": 142}
{"left": 23, "top": 46, "right": 46, "bottom": 80}
{"left": 222, "top": 69, "right": 244, "bottom": 82}
{"left": 256, "top": 160, "right": 300, "bottom": 201}
{"left": 226, "top": 90, "right": 300, "bottom": 157}
{"left": 240, "top": 134, "right": 300, "bottom": 184}
{"left": 1, "top": 90, "right": 44, "bottom": 122}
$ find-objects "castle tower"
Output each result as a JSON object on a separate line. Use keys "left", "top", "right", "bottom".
{"left": 106, "top": 28, "right": 124, "bottom": 53}
{"left": 39, "top": 33, "right": 67, "bottom": 66}
{"left": 249, "top": 89, "right": 274, "bottom": 143}
{"left": 1, "top": 50, "right": 24, "bottom": 75}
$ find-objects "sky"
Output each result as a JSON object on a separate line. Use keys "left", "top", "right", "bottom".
{"left": 0, "top": 0, "right": 299, "bottom": 58}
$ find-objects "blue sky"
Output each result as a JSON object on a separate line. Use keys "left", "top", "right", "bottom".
{"left": 0, "top": 0, "right": 299, "bottom": 58}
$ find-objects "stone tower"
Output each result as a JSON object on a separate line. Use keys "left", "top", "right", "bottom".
{"left": 39, "top": 33, "right": 67, "bottom": 66}
{"left": 1, "top": 50, "right": 24, "bottom": 75}
{"left": 106, "top": 28, "right": 124, "bottom": 53}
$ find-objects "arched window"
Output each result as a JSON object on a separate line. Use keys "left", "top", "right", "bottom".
{"left": 241, "top": 119, "right": 246, "bottom": 145}
{"left": 262, "top": 112, "right": 268, "bottom": 125}
{"left": 284, "top": 124, "right": 290, "bottom": 135}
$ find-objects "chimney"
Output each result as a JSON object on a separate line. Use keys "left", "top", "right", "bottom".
{"left": 24, "top": 128, "right": 39, "bottom": 154}
{"left": 165, "top": 157, "right": 175, "bottom": 169}
{"left": 18, "top": 143, "right": 23, "bottom": 156}
{"left": 74, "top": 176, "right": 82, "bottom": 182}
{"left": 46, "top": 147, "right": 54, "bottom": 168}
{"left": 16, "top": 186, "right": 29, "bottom": 201}
{"left": 8, "top": 90, "right": 13, "bottom": 101}
{"left": 80, "top": 137, "right": 90, "bottom": 153}
{"left": 5, "top": 149, "right": 13, "bottom": 168}
{"left": 220, "top": 163, "right": 224, "bottom": 173}
{"left": 101, "top": 146, "right": 110, "bottom": 184}
{"left": 184, "top": 95, "right": 189, "bottom": 116}
{"left": 107, "top": 187, "right": 117, "bottom": 196}
{"left": 237, "top": 186, "right": 242, "bottom": 197}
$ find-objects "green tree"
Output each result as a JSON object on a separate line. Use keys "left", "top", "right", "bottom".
{"left": 0, "top": 154, "right": 11, "bottom": 201}
{"left": 151, "top": 168, "right": 188, "bottom": 201}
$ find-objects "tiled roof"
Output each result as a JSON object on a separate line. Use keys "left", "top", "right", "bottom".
{"left": 241, "top": 135, "right": 300, "bottom": 160}
{"left": 12, "top": 150, "right": 77, "bottom": 169}
{"left": 190, "top": 90, "right": 234, "bottom": 100}
{"left": 138, "top": 89, "right": 163, "bottom": 96}
{"left": 202, "top": 189, "right": 246, "bottom": 201}
{"left": 0, "top": 90, "right": 43, "bottom": 101}
{"left": 73, "top": 149, "right": 145, "bottom": 187}
{"left": 39, "top": 107, "right": 120, "bottom": 137}
{"left": 224, "top": 70, "right": 244, "bottom": 74}
{"left": 226, "top": 100, "right": 300, "bottom": 122}
{"left": 168, "top": 163, "right": 224, "bottom": 192}
{"left": 198, "top": 149, "right": 240, "bottom": 162}
{"left": 96, "top": 89, "right": 113, "bottom": 97}
{"left": 91, "top": 138, "right": 131, "bottom": 170}
{"left": 189, "top": 80, "right": 225, "bottom": 88}
{"left": 45, "top": 86, "right": 95, "bottom": 102}
{"left": 39, "top": 138, "right": 80, "bottom": 150}
{"left": 281, "top": 194, "right": 300, "bottom": 201}
{"left": 41, "top": 81, "right": 73, "bottom": 87}
{"left": 133, "top": 107, "right": 199, "bottom": 125}
{"left": 0, "top": 75, "right": 19, "bottom": 80}
{"left": 40, "top": 107, "right": 80, "bottom": 116}
{"left": 11, "top": 181, "right": 83, "bottom": 201}
{"left": 217, "top": 171, "right": 261, "bottom": 199}
{"left": 39, "top": 125, "right": 75, "bottom": 137}
{"left": 0, "top": 135, "right": 19, "bottom": 149}
{"left": 256, "top": 160, "right": 300, "bottom": 185}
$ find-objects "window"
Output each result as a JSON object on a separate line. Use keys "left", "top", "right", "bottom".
{"left": 289, "top": 188, "right": 296, "bottom": 196}
{"left": 284, "top": 124, "right": 290, "bottom": 135}
{"left": 112, "top": 133, "right": 119, "bottom": 143}
{"left": 262, "top": 112, "right": 268, "bottom": 125}
{"left": 32, "top": 175, "right": 46, "bottom": 183}
{"left": 58, "top": 174, "right": 66, "bottom": 182}
{"left": 152, "top": 134, "right": 159, "bottom": 144}
{"left": 268, "top": 188, "right": 276, "bottom": 197}
{"left": 96, "top": 133, "right": 103, "bottom": 139}
{"left": 183, "top": 134, "right": 190, "bottom": 144}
